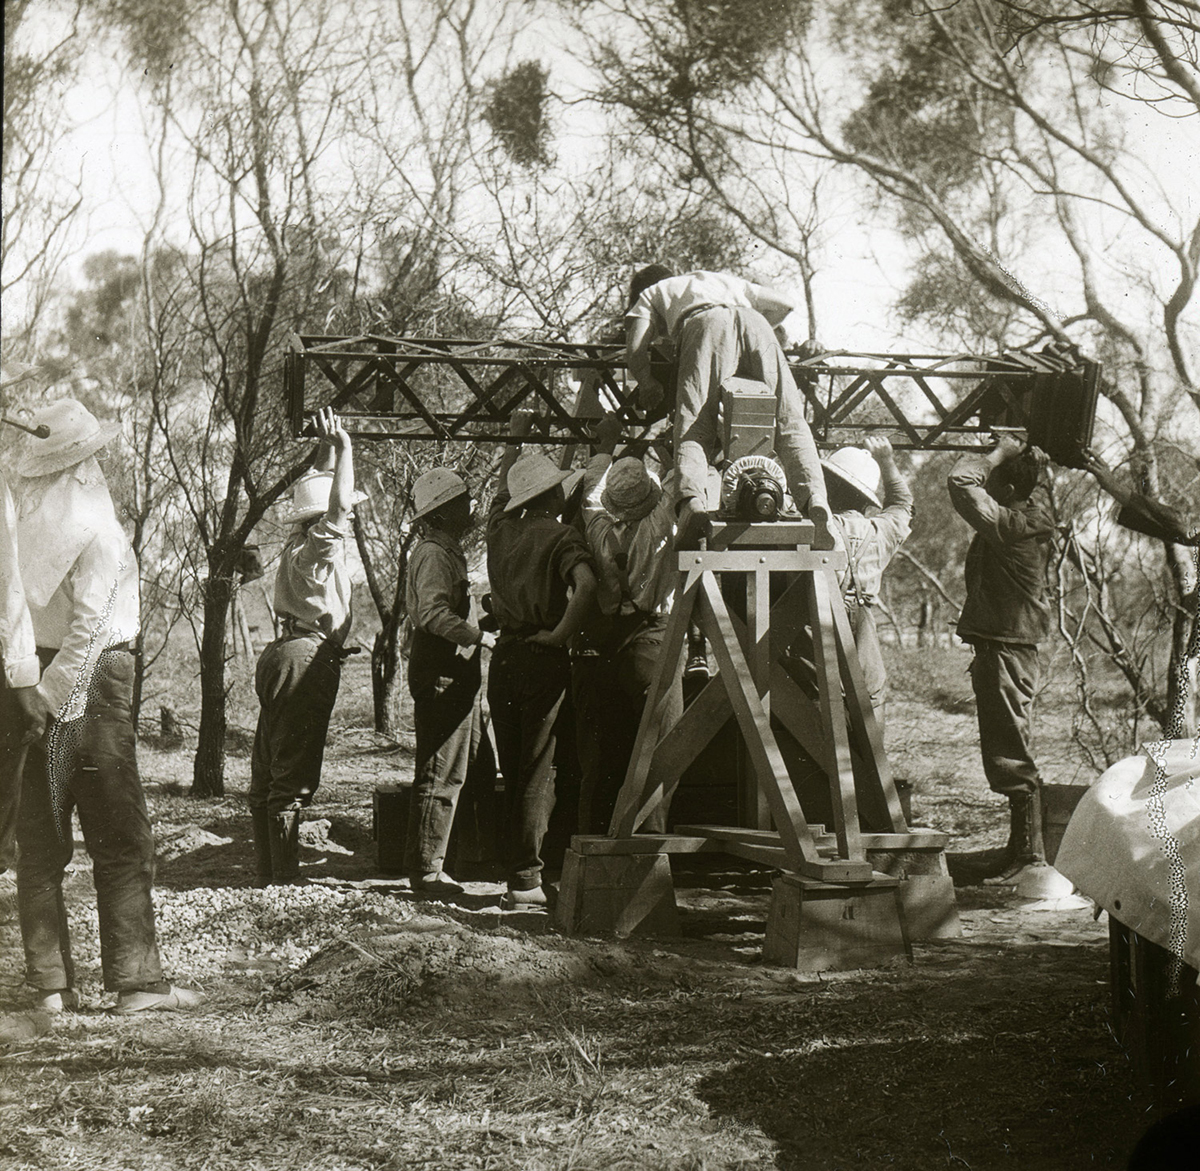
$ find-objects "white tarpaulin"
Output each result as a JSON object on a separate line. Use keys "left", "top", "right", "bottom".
{"left": 1056, "top": 738, "right": 1200, "bottom": 972}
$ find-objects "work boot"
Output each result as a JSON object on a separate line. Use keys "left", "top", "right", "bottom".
{"left": 268, "top": 810, "right": 302, "bottom": 885}
{"left": 685, "top": 629, "right": 710, "bottom": 683}
{"left": 500, "top": 885, "right": 548, "bottom": 911}
{"left": 250, "top": 808, "right": 273, "bottom": 886}
{"left": 411, "top": 871, "right": 464, "bottom": 896}
{"left": 984, "top": 789, "right": 1046, "bottom": 885}
{"left": 948, "top": 795, "right": 1021, "bottom": 884}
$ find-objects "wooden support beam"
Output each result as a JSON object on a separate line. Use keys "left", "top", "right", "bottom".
{"left": 570, "top": 834, "right": 716, "bottom": 856}
{"left": 677, "top": 550, "right": 845, "bottom": 574}
{"left": 827, "top": 580, "right": 909, "bottom": 833}
{"left": 609, "top": 574, "right": 697, "bottom": 836}
{"left": 635, "top": 677, "right": 733, "bottom": 831}
{"left": 808, "top": 569, "right": 862, "bottom": 859}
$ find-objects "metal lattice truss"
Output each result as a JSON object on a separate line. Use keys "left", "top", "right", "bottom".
{"left": 285, "top": 333, "right": 1099, "bottom": 454}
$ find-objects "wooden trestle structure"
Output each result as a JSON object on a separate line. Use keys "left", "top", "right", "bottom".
{"left": 555, "top": 517, "right": 961, "bottom": 970}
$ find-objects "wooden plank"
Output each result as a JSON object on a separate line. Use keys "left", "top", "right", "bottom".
{"left": 570, "top": 834, "right": 716, "bottom": 856}
{"left": 828, "top": 580, "right": 908, "bottom": 833}
{"left": 634, "top": 678, "right": 732, "bottom": 831}
{"left": 674, "top": 824, "right": 840, "bottom": 857}
{"left": 695, "top": 574, "right": 821, "bottom": 871}
{"left": 722, "top": 841, "right": 788, "bottom": 868}
{"left": 860, "top": 832, "right": 949, "bottom": 850}
{"left": 677, "top": 550, "right": 847, "bottom": 574}
{"left": 769, "top": 663, "right": 838, "bottom": 780}
{"left": 809, "top": 569, "right": 862, "bottom": 859}
{"left": 748, "top": 565, "right": 772, "bottom": 828}
{"left": 674, "top": 824, "right": 786, "bottom": 845}
{"left": 609, "top": 575, "right": 697, "bottom": 836}
{"left": 709, "top": 521, "right": 816, "bottom": 549}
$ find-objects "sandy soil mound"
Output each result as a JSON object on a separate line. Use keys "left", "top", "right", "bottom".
{"left": 273, "top": 914, "right": 655, "bottom": 1021}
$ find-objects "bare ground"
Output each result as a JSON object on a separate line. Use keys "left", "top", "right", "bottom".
{"left": 0, "top": 646, "right": 1159, "bottom": 1169}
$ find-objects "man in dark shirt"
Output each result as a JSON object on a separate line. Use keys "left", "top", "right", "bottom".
{"left": 948, "top": 436, "right": 1055, "bottom": 883}
{"left": 486, "top": 428, "right": 597, "bottom": 909}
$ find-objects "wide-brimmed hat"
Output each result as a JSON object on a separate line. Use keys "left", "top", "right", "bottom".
{"left": 504, "top": 452, "right": 572, "bottom": 512}
{"left": 16, "top": 399, "right": 120, "bottom": 479}
{"left": 821, "top": 447, "right": 880, "bottom": 510}
{"left": 412, "top": 468, "right": 468, "bottom": 520}
{"left": 283, "top": 470, "right": 368, "bottom": 524}
{"left": 601, "top": 457, "right": 662, "bottom": 524}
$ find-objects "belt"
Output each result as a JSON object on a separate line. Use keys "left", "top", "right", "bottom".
{"left": 676, "top": 303, "right": 722, "bottom": 330}
{"left": 279, "top": 616, "right": 326, "bottom": 639}
{"left": 36, "top": 641, "right": 134, "bottom": 659}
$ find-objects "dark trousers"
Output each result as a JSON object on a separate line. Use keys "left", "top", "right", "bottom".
{"left": 968, "top": 639, "right": 1042, "bottom": 797}
{"left": 249, "top": 635, "right": 342, "bottom": 816}
{"left": 573, "top": 621, "right": 682, "bottom": 835}
{"left": 406, "top": 650, "right": 483, "bottom": 877}
{"left": 8, "top": 649, "right": 163, "bottom": 993}
{"left": 487, "top": 639, "right": 571, "bottom": 890}
{"left": 0, "top": 683, "right": 26, "bottom": 872}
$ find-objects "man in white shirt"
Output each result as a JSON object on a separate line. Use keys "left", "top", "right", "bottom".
{"left": 624, "top": 266, "right": 829, "bottom": 543}
{"left": 250, "top": 407, "right": 361, "bottom": 885}
{"left": 6, "top": 399, "right": 199, "bottom": 1014}
{"left": 1, "top": 465, "right": 48, "bottom": 872}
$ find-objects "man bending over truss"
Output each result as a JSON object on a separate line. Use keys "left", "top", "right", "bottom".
{"left": 624, "top": 265, "right": 829, "bottom": 545}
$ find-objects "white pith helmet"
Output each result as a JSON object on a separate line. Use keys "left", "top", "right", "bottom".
{"left": 820, "top": 447, "right": 881, "bottom": 510}
{"left": 412, "top": 467, "right": 469, "bottom": 520}
{"left": 283, "top": 471, "right": 368, "bottom": 523}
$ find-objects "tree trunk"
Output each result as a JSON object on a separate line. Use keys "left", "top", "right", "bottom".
{"left": 371, "top": 614, "right": 405, "bottom": 736}
{"left": 193, "top": 573, "right": 234, "bottom": 797}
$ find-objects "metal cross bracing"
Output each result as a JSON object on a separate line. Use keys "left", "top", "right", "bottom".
{"left": 285, "top": 333, "right": 1100, "bottom": 461}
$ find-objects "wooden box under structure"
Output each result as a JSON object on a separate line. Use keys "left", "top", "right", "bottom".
{"left": 555, "top": 519, "right": 960, "bottom": 969}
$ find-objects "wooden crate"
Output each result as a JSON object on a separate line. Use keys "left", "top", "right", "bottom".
{"left": 763, "top": 872, "right": 910, "bottom": 971}
{"left": 555, "top": 849, "right": 678, "bottom": 938}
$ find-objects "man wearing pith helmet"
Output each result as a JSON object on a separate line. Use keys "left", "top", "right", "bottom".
{"left": 249, "top": 406, "right": 362, "bottom": 886}
{"left": 403, "top": 467, "right": 495, "bottom": 895}
{"left": 6, "top": 398, "right": 200, "bottom": 1014}
{"left": 821, "top": 436, "right": 913, "bottom": 719}
{"left": 486, "top": 416, "right": 597, "bottom": 909}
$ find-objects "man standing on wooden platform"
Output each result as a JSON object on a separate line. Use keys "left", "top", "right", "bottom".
{"left": 624, "top": 266, "right": 829, "bottom": 546}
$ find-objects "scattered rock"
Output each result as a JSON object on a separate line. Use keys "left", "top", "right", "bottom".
{"left": 299, "top": 819, "right": 353, "bottom": 855}
{"left": 0, "top": 1010, "right": 51, "bottom": 1046}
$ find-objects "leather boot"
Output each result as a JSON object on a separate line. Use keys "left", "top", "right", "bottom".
{"left": 984, "top": 789, "right": 1046, "bottom": 885}
{"left": 268, "top": 810, "right": 302, "bottom": 885}
{"left": 947, "top": 795, "right": 1020, "bottom": 884}
{"left": 251, "top": 808, "right": 273, "bottom": 886}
